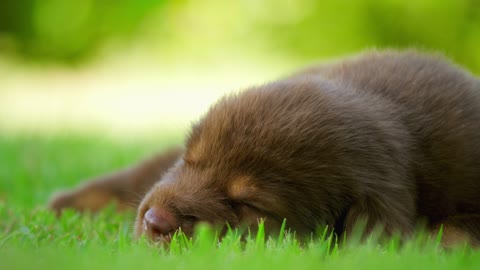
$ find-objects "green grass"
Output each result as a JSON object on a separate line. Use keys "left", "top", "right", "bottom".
{"left": 1, "top": 133, "right": 479, "bottom": 270}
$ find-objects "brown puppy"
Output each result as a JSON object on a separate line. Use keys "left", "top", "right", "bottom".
{"left": 50, "top": 50, "right": 480, "bottom": 246}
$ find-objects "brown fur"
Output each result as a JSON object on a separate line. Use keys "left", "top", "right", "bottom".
{"left": 49, "top": 148, "right": 182, "bottom": 214}
{"left": 50, "top": 50, "right": 480, "bottom": 246}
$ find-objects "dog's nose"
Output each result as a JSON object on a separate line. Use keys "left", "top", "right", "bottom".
{"left": 144, "top": 207, "right": 176, "bottom": 238}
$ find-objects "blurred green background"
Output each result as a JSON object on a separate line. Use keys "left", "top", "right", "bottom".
{"left": 1, "top": 0, "right": 480, "bottom": 67}
{"left": 0, "top": 0, "right": 479, "bottom": 136}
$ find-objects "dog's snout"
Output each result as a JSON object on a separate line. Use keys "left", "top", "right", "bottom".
{"left": 143, "top": 207, "right": 176, "bottom": 240}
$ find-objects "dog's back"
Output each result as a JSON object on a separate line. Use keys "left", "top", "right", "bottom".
{"left": 298, "top": 51, "right": 480, "bottom": 222}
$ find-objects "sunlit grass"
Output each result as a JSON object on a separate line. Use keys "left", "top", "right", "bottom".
{"left": 2, "top": 204, "right": 479, "bottom": 270}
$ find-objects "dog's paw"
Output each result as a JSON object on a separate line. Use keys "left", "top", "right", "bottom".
{"left": 48, "top": 186, "right": 126, "bottom": 215}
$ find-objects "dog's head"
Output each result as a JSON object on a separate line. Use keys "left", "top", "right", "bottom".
{"left": 134, "top": 81, "right": 357, "bottom": 242}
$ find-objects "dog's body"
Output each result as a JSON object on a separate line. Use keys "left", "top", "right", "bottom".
{"left": 50, "top": 51, "right": 480, "bottom": 246}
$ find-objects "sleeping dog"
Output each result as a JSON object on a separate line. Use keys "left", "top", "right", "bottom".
{"left": 49, "top": 50, "right": 480, "bottom": 247}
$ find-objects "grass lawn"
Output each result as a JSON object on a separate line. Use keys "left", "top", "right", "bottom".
{"left": 1, "top": 133, "right": 479, "bottom": 270}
